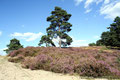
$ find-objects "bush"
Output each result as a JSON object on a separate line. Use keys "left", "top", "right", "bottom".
{"left": 22, "top": 54, "right": 53, "bottom": 70}
{"left": 89, "top": 43, "right": 96, "bottom": 46}
{"left": 8, "top": 54, "right": 24, "bottom": 63}
{"left": 74, "top": 57, "right": 112, "bottom": 77}
{"left": 50, "top": 57, "right": 74, "bottom": 74}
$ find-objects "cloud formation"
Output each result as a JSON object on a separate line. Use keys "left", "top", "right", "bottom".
{"left": 85, "top": 8, "right": 92, "bottom": 13}
{"left": 50, "top": 35, "right": 88, "bottom": 47}
{"left": 74, "top": 0, "right": 120, "bottom": 20}
{"left": 70, "top": 39, "right": 88, "bottom": 47}
{"left": 100, "top": 1, "right": 120, "bottom": 20}
{"left": 70, "top": 36, "right": 88, "bottom": 47}
{"left": 84, "top": 0, "right": 94, "bottom": 9}
{"left": 74, "top": 0, "right": 83, "bottom": 6}
{"left": 11, "top": 32, "right": 44, "bottom": 42}
{"left": 104, "top": 0, "right": 110, "bottom": 4}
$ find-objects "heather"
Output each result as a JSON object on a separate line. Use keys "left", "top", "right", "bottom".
{"left": 8, "top": 46, "right": 120, "bottom": 79}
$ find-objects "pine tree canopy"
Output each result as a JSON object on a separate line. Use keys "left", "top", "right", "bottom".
{"left": 46, "top": 6, "right": 73, "bottom": 47}
{"left": 4, "top": 38, "right": 23, "bottom": 54}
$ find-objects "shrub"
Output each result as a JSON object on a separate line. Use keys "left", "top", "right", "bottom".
{"left": 89, "top": 43, "right": 96, "bottom": 46}
{"left": 8, "top": 54, "right": 24, "bottom": 63}
{"left": 50, "top": 57, "right": 74, "bottom": 74}
{"left": 74, "top": 57, "right": 112, "bottom": 77}
{"left": 22, "top": 57, "right": 34, "bottom": 69}
{"left": 22, "top": 54, "right": 53, "bottom": 70}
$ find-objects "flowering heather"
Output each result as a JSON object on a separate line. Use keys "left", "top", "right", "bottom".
{"left": 8, "top": 46, "right": 120, "bottom": 78}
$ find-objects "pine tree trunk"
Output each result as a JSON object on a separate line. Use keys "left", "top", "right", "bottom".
{"left": 59, "top": 25, "right": 61, "bottom": 48}
{"left": 46, "top": 43, "right": 47, "bottom": 47}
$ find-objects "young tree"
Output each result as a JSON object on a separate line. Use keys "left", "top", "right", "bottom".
{"left": 46, "top": 6, "right": 73, "bottom": 48}
{"left": 4, "top": 38, "right": 23, "bottom": 54}
{"left": 38, "top": 35, "right": 56, "bottom": 47}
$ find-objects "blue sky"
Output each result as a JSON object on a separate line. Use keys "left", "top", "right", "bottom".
{"left": 0, "top": 0, "right": 120, "bottom": 55}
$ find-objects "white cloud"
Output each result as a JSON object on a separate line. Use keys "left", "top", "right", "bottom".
{"left": 84, "top": 0, "right": 94, "bottom": 8}
{"left": 11, "top": 32, "right": 44, "bottom": 42}
{"left": 100, "top": 1, "right": 120, "bottom": 20}
{"left": 85, "top": 8, "right": 92, "bottom": 13}
{"left": 104, "top": 0, "right": 110, "bottom": 4}
{"left": 84, "top": 0, "right": 102, "bottom": 13}
{"left": 52, "top": 36, "right": 88, "bottom": 47}
{"left": 74, "top": 0, "right": 103, "bottom": 13}
{"left": 52, "top": 36, "right": 60, "bottom": 44}
{"left": 52, "top": 36, "right": 66, "bottom": 47}
{"left": 0, "top": 31, "right": 2, "bottom": 36}
{"left": 96, "top": 0, "right": 103, "bottom": 4}
{"left": 70, "top": 36, "right": 88, "bottom": 47}
{"left": 74, "top": 0, "right": 83, "bottom": 6}
{"left": 70, "top": 39, "right": 88, "bottom": 47}
{"left": 74, "top": 0, "right": 120, "bottom": 19}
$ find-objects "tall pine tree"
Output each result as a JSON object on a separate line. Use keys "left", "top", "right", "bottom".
{"left": 46, "top": 7, "right": 73, "bottom": 48}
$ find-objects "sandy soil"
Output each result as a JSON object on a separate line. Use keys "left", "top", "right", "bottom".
{"left": 0, "top": 56, "right": 108, "bottom": 80}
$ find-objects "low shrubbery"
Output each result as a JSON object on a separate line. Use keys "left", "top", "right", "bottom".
{"left": 89, "top": 43, "right": 96, "bottom": 46}
{"left": 8, "top": 46, "right": 120, "bottom": 78}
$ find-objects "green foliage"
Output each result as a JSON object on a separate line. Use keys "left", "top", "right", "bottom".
{"left": 117, "top": 57, "right": 120, "bottom": 64}
{"left": 98, "top": 46, "right": 109, "bottom": 53}
{"left": 38, "top": 35, "right": 56, "bottom": 47}
{"left": 4, "top": 38, "right": 23, "bottom": 54}
{"left": 89, "top": 43, "right": 96, "bottom": 46}
{"left": 46, "top": 6, "right": 73, "bottom": 47}
{"left": 97, "top": 16, "right": 120, "bottom": 47}
{"left": 96, "top": 40, "right": 104, "bottom": 46}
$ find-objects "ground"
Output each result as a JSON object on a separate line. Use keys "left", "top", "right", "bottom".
{"left": 0, "top": 56, "right": 110, "bottom": 80}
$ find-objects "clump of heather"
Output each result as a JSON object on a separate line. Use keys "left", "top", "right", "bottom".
{"left": 50, "top": 57, "right": 74, "bottom": 74}
{"left": 22, "top": 54, "right": 53, "bottom": 70}
{"left": 74, "top": 57, "right": 111, "bottom": 77}
{"left": 8, "top": 47, "right": 120, "bottom": 78}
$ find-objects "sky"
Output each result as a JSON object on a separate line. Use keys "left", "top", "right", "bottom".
{"left": 0, "top": 0, "right": 120, "bottom": 55}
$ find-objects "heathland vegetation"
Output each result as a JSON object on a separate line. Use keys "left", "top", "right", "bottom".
{"left": 4, "top": 7, "right": 120, "bottom": 79}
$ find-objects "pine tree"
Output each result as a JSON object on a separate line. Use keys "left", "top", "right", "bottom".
{"left": 46, "top": 6, "right": 73, "bottom": 48}
{"left": 4, "top": 38, "right": 23, "bottom": 54}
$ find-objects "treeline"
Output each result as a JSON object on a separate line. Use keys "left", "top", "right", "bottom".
{"left": 89, "top": 16, "right": 120, "bottom": 48}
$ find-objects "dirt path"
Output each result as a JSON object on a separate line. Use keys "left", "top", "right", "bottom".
{"left": 0, "top": 56, "right": 108, "bottom": 80}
